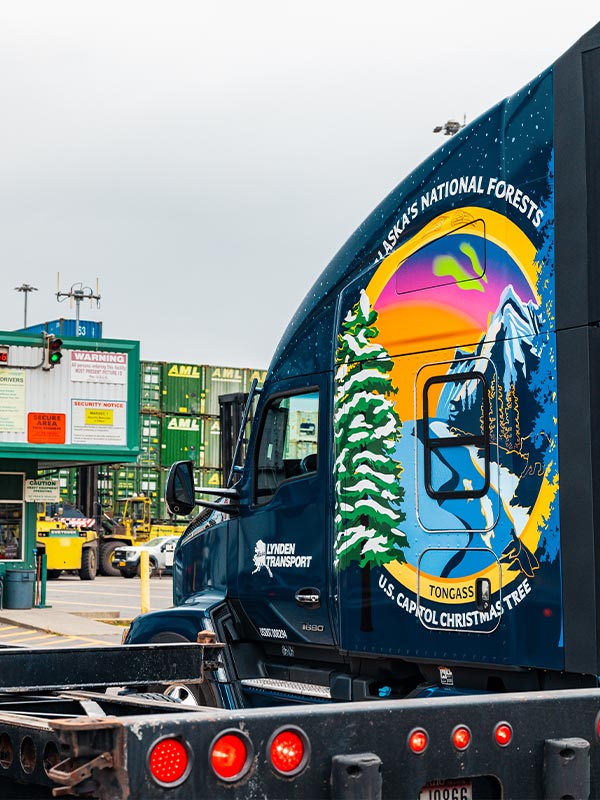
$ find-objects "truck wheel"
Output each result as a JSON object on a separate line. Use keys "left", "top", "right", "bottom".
{"left": 149, "top": 632, "right": 222, "bottom": 707}
{"left": 121, "top": 568, "right": 137, "bottom": 579}
{"left": 46, "top": 569, "right": 62, "bottom": 580}
{"left": 79, "top": 548, "right": 97, "bottom": 581}
{"left": 135, "top": 557, "right": 158, "bottom": 578}
{"left": 99, "top": 541, "right": 121, "bottom": 577}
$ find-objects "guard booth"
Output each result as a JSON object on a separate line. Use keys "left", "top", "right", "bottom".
{"left": 0, "top": 331, "right": 139, "bottom": 607}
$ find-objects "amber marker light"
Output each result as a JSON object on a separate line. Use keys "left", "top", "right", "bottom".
{"left": 408, "top": 728, "right": 429, "bottom": 754}
{"left": 148, "top": 737, "right": 191, "bottom": 786}
{"left": 269, "top": 728, "right": 308, "bottom": 775}
{"left": 494, "top": 722, "right": 513, "bottom": 747}
{"left": 210, "top": 732, "right": 252, "bottom": 782}
{"left": 452, "top": 726, "right": 471, "bottom": 751}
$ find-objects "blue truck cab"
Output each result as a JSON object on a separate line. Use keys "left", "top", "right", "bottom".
{"left": 126, "top": 21, "right": 600, "bottom": 709}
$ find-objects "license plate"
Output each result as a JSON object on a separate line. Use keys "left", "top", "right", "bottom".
{"left": 118, "top": 561, "right": 126, "bottom": 567}
{"left": 419, "top": 779, "right": 472, "bottom": 800}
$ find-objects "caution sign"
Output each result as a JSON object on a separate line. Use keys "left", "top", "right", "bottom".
{"left": 27, "top": 412, "right": 66, "bottom": 444}
{"left": 25, "top": 478, "right": 60, "bottom": 503}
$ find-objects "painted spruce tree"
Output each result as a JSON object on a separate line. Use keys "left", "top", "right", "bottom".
{"left": 334, "top": 289, "right": 408, "bottom": 632}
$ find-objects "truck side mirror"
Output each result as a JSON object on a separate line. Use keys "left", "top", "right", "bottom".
{"left": 165, "top": 461, "right": 196, "bottom": 516}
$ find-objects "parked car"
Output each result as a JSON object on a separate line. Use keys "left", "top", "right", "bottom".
{"left": 114, "top": 536, "right": 178, "bottom": 578}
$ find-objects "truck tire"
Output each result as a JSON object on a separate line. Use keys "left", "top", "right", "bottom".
{"left": 46, "top": 569, "right": 62, "bottom": 580}
{"left": 121, "top": 568, "right": 137, "bottom": 579}
{"left": 148, "top": 632, "right": 222, "bottom": 707}
{"left": 79, "top": 547, "right": 97, "bottom": 581}
{"left": 99, "top": 541, "right": 121, "bottom": 577}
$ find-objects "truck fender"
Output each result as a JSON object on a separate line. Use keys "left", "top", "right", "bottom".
{"left": 124, "top": 593, "right": 226, "bottom": 646}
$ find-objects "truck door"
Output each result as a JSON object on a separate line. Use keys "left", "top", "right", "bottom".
{"left": 236, "top": 379, "right": 334, "bottom": 647}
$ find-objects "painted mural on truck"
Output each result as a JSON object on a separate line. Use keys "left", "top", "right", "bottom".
{"left": 335, "top": 152, "right": 560, "bottom": 665}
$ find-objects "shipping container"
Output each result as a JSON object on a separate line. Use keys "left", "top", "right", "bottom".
{"left": 196, "top": 467, "right": 223, "bottom": 502}
{"left": 138, "top": 412, "right": 162, "bottom": 466}
{"left": 244, "top": 367, "right": 268, "bottom": 391}
{"left": 204, "top": 365, "right": 245, "bottom": 416}
{"left": 161, "top": 362, "right": 205, "bottom": 415}
{"left": 160, "top": 414, "right": 204, "bottom": 467}
{"left": 97, "top": 465, "right": 114, "bottom": 512}
{"left": 16, "top": 318, "right": 103, "bottom": 338}
{"left": 140, "top": 361, "right": 162, "bottom": 411}
{"left": 112, "top": 466, "right": 137, "bottom": 503}
{"left": 134, "top": 466, "right": 162, "bottom": 518}
{"left": 202, "top": 415, "right": 222, "bottom": 469}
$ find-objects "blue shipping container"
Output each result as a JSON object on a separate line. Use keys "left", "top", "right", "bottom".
{"left": 17, "top": 318, "right": 102, "bottom": 338}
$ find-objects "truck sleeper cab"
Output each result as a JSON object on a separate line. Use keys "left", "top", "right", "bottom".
{"left": 126, "top": 21, "right": 600, "bottom": 710}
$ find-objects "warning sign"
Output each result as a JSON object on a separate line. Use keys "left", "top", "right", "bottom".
{"left": 28, "top": 412, "right": 67, "bottom": 444}
{"left": 70, "top": 350, "right": 128, "bottom": 384}
{"left": 72, "top": 399, "right": 127, "bottom": 445}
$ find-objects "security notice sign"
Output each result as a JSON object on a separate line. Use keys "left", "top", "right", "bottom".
{"left": 71, "top": 399, "right": 127, "bottom": 445}
{"left": 70, "top": 350, "right": 128, "bottom": 384}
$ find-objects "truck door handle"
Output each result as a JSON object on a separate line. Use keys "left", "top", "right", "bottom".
{"left": 295, "top": 587, "right": 321, "bottom": 609}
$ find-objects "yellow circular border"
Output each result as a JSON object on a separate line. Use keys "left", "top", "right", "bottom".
{"left": 365, "top": 207, "right": 555, "bottom": 602}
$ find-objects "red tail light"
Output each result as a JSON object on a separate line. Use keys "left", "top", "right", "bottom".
{"left": 452, "top": 726, "right": 471, "bottom": 751}
{"left": 408, "top": 728, "right": 428, "bottom": 754}
{"left": 269, "top": 728, "right": 308, "bottom": 775}
{"left": 210, "top": 732, "right": 251, "bottom": 781}
{"left": 494, "top": 722, "right": 513, "bottom": 747}
{"left": 148, "top": 737, "right": 190, "bottom": 786}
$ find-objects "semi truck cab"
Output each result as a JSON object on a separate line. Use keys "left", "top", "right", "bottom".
{"left": 125, "top": 21, "right": 600, "bottom": 709}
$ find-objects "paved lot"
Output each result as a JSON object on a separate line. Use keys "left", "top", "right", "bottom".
{"left": 0, "top": 573, "right": 174, "bottom": 648}
{"left": 45, "top": 572, "right": 174, "bottom": 618}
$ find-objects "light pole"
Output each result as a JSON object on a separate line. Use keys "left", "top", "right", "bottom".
{"left": 14, "top": 284, "right": 38, "bottom": 329}
{"left": 433, "top": 115, "right": 467, "bottom": 136}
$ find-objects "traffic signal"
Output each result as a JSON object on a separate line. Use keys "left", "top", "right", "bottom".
{"left": 43, "top": 334, "right": 63, "bottom": 369}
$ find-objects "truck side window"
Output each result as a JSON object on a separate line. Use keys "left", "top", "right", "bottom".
{"left": 423, "top": 372, "right": 490, "bottom": 500}
{"left": 255, "top": 391, "right": 319, "bottom": 505}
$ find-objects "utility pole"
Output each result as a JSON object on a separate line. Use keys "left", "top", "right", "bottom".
{"left": 56, "top": 274, "right": 101, "bottom": 336}
{"left": 14, "top": 284, "right": 38, "bottom": 328}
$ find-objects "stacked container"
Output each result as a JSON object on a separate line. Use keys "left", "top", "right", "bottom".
{"left": 47, "top": 361, "right": 266, "bottom": 517}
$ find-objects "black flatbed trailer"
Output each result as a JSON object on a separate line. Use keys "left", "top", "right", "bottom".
{"left": 1, "top": 650, "right": 600, "bottom": 799}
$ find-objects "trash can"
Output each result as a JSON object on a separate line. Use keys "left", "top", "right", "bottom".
{"left": 3, "top": 570, "right": 35, "bottom": 609}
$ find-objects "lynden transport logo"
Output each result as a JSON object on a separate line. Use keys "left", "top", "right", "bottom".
{"left": 252, "top": 539, "right": 313, "bottom": 578}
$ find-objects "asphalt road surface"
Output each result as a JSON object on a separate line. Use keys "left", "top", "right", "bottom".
{"left": 44, "top": 572, "right": 174, "bottom": 619}
{"left": 0, "top": 574, "right": 174, "bottom": 648}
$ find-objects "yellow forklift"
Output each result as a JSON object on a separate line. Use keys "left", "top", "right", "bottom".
{"left": 36, "top": 503, "right": 98, "bottom": 580}
{"left": 99, "top": 495, "right": 186, "bottom": 576}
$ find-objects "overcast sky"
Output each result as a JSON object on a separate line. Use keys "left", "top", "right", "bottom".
{"left": 0, "top": 3, "right": 598, "bottom": 370}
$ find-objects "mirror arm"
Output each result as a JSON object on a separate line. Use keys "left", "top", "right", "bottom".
{"left": 197, "top": 499, "right": 239, "bottom": 516}
{"left": 195, "top": 486, "right": 240, "bottom": 499}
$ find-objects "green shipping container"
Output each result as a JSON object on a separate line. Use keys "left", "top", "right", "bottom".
{"left": 140, "top": 361, "right": 163, "bottom": 411}
{"left": 139, "top": 413, "right": 162, "bottom": 466}
{"left": 161, "top": 414, "right": 204, "bottom": 468}
{"left": 244, "top": 368, "right": 268, "bottom": 391}
{"left": 134, "top": 466, "right": 162, "bottom": 518}
{"left": 97, "top": 466, "right": 114, "bottom": 513}
{"left": 161, "top": 362, "right": 205, "bottom": 415}
{"left": 112, "top": 466, "right": 137, "bottom": 503}
{"left": 204, "top": 365, "right": 245, "bottom": 416}
{"left": 39, "top": 468, "right": 77, "bottom": 505}
{"left": 196, "top": 468, "right": 223, "bottom": 503}
{"left": 202, "top": 415, "right": 222, "bottom": 469}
